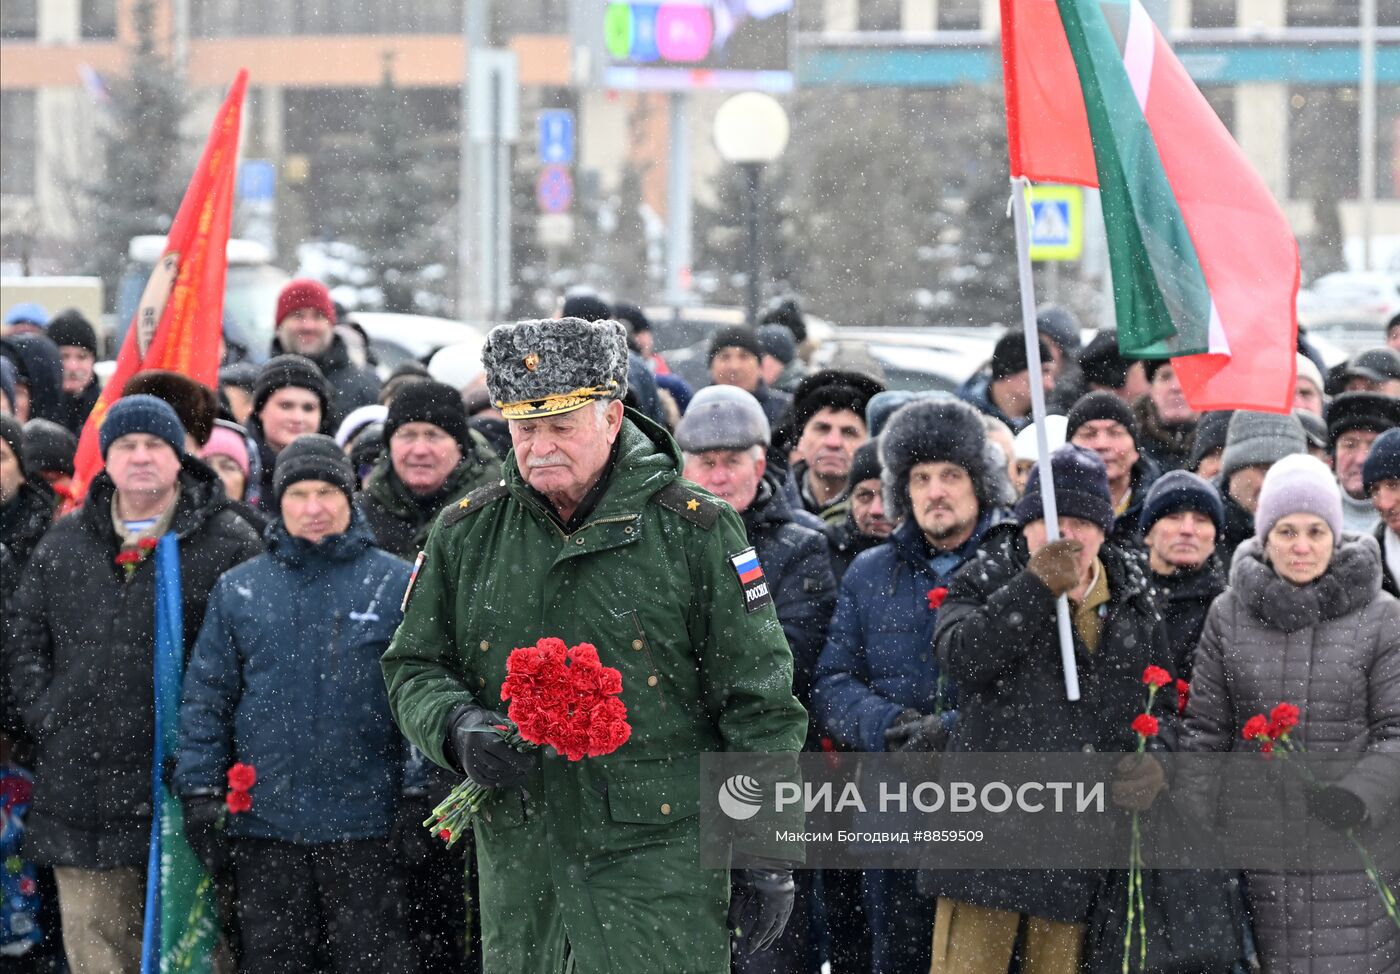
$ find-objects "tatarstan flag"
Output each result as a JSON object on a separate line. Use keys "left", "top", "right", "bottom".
{"left": 1000, "top": 0, "right": 1298, "bottom": 412}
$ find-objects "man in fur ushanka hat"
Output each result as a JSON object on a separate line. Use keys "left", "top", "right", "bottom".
{"left": 811, "top": 397, "right": 1013, "bottom": 974}
{"left": 383, "top": 316, "right": 809, "bottom": 972}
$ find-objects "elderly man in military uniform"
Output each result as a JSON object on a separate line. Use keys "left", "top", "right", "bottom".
{"left": 382, "top": 317, "right": 808, "bottom": 974}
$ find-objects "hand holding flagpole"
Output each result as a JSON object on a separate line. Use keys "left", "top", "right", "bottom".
{"left": 1010, "top": 176, "right": 1080, "bottom": 703}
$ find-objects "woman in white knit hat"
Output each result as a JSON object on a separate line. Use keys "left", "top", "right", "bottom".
{"left": 1178, "top": 453, "right": 1400, "bottom": 973}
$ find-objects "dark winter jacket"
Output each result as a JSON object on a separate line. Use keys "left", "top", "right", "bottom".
{"left": 740, "top": 474, "right": 836, "bottom": 707}
{"left": 354, "top": 433, "right": 501, "bottom": 560}
{"left": 1110, "top": 454, "right": 1161, "bottom": 547}
{"left": 56, "top": 376, "right": 101, "bottom": 435}
{"left": 753, "top": 380, "right": 793, "bottom": 429}
{"left": 0, "top": 335, "right": 63, "bottom": 424}
{"left": 1148, "top": 554, "right": 1226, "bottom": 678}
{"left": 175, "top": 513, "right": 411, "bottom": 844}
{"left": 1132, "top": 395, "right": 1195, "bottom": 474}
{"left": 4, "top": 458, "right": 263, "bottom": 868}
{"left": 788, "top": 458, "right": 849, "bottom": 526}
{"left": 826, "top": 516, "right": 886, "bottom": 585}
{"left": 812, "top": 516, "right": 999, "bottom": 753}
{"left": 1214, "top": 481, "right": 1255, "bottom": 571}
{"left": 959, "top": 373, "right": 1030, "bottom": 433}
{"left": 0, "top": 478, "right": 57, "bottom": 569}
{"left": 269, "top": 332, "right": 380, "bottom": 426}
{"left": 1178, "top": 534, "right": 1400, "bottom": 974}
{"left": 1377, "top": 522, "right": 1399, "bottom": 599}
{"left": 925, "top": 524, "right": 1174, "bottom": 922}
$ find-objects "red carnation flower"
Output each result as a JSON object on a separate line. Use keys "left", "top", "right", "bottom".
{"left": 1131, "top": 713, "right": 1159, "bottom": 738}
{"left": 1175, "top": 679, "right": 1190, "bottom": 715}
{"left": 927, "top": 587, "right": 949, "bottom": 611}
{"left": 1268, "top": 702, "right": 1300, "bottom": 738}
{"left": 225, "top": 789, "right": 252, "bottom": 814}
{"left": 1242, "top": 714, "right": 1271, "bottom": 741}
{"left": 439, "top": 829, "right": 452, "bottom": 842}
{"left": 226, "top": 762, "right": 256, "bottom": 792}
{"left": 1141, "top": 665, "right": 1172, "bottom": 689}
{"left": 137, "top": 537, "right": 159, "bottom": 551}
{"left": 114, "top": 550, "right": 142, "bottom": 566}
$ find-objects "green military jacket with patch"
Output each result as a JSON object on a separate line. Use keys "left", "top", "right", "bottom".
{"left": 381, "top": 410, "right": 807, "bottom": 974}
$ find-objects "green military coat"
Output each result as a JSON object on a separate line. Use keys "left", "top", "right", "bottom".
{"left": 382, "top": 411, "right": 807, "bottom": 974}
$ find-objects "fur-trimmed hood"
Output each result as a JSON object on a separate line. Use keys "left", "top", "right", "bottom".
{"left": 879, "top": 398, "right": 1011, "bottom": 525}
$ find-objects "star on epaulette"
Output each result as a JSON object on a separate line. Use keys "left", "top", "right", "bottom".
{"left": 651, "top": 481, "right": 719, "bottom": 529}
{"left": 686, "top": 498, "right": 700, "bottom": 511}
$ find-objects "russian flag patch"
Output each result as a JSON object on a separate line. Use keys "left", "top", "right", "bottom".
{"left": 730, "top": 547, "right": 772, "bottom": 613}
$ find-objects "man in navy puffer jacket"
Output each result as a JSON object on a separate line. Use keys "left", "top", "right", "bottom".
{"left": 175, "top": 434, "right": 412, "bottom": 973}
{"left": 812, "top": 398, "right": 1011, "bottom": 974}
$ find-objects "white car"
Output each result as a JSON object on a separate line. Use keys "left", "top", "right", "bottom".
{"left": 1298, "top": 271, "right": 1400, "bottom": 336}
{"left": 346, "top": 312, "right": 486, "bottom": 378}
{"left": 822, "top": 326, "right": 1001, "bottom": 393}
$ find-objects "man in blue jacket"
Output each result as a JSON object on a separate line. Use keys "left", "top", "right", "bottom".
{"left": 175, "top": 434, "right": 412, "bottom": 974}
{"left": 812, "top": 398, "right": 1010, "bottom": 974}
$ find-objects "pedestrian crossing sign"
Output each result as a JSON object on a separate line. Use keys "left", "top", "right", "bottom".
{"left": 1028, "top": 184, "right": 1084, "bottom": 262}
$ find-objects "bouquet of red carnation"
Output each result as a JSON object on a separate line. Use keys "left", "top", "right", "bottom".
{"left": 427, "top": 637, "right": 631, "bottom": 847}
{"left": 1121, "top": 664, "right": 1172, "bottom": 972}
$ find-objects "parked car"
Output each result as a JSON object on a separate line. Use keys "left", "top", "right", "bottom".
{"left": 821, "top": 326, "right": 1000, "bottom": 393}
{"left": 347, "top": 311, "right": 485, "bottom": 378}
{"left": 1297, "top": 271, "right": 1400, "bottom": 339}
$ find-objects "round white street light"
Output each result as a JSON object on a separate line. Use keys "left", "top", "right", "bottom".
{"left": 713, "top": 93, "right": 790, "bottom": 164}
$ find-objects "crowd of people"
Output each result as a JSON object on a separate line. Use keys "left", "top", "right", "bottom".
{"left": 0, "top": 285, "right": 1398, "bottom": 974}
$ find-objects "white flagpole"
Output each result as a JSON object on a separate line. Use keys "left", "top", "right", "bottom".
{"left": 1009, "top": 176, "right": 1081, "bottom": 702}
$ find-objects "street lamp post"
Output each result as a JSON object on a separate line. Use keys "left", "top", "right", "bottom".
{"left": 713, "top": 93, "right": 790, "bottom": 327}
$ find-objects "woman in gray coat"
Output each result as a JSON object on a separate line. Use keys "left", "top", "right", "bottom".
{"left": 1180, "top": 453, "right": 1400, "bottom": 973}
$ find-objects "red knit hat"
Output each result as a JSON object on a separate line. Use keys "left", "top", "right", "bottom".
{"left": 275, "top": 279, "right": 335, "bottom": 325}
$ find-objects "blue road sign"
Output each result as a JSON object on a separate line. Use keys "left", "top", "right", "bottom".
{"left": 237, "top": 160, "right": 276, "bottom": 202}
{"left": 537, "top": 110, "right": 575, "bottom": 166}
{"left": 537, "top": 165, "right": 573, "bottom": 214}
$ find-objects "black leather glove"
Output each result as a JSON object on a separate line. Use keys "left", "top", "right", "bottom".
{"left": 448, "top": 705, "right": 534, "bottom": 790}
{"left": 181, "top": 796, "right": 229, "bottom": 876}
{"left": 1309, "top": 785, "right": 1367, "bottom": 832}
{"left": 884, "top": 711, "right": 949, "bottom": 753}
{"left": 729, "top": 864, "right": 795, "bottom": 954}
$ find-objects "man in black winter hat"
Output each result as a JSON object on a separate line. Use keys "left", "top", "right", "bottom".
{"left": 1139, "top": 470, "right": 1227, "bottom": 675}
{"left": 355, "top": 381, "right": 501, "bottom": 559}
{"left": 962, "top": 331, "right": 1053, "bottom": 433}
{"left": 1067, "top": 391, "right": 1161, "bottom": 545}
{"left": 1327, "top": 391, "right": 1400, "bottom": 534}
{"left": 786, "top": 370, "right": 885, "bottom": 526}
{"left": 928, "top": 445, "right": 1173, "bottom": 974}
{"left": 1074, "top": 330, "right": 1149, "bottom": 406}
{"left": 1364, "top": 427, "right": 1400, "bottom": 597}
{"left": 248, "top": 355, "right": 333, "bottom": 512}
{"left": 708, "top": 326, "right": 792, "bottom": 426}
{"left": 827, "top": 440, "right": 890, "bottom": 583}
{"left": 45, "top": 309, "right": 101, "bottom": 433}
{"left": 176, "top": 431, "right": 412, "bottom": 971}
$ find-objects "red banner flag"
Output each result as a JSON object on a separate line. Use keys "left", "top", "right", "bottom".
{"left": 1000, "top": 0, "right": 1298, "bottom": 413}
{"left": 71, "top": 69, "right": 248, "bottom": 502}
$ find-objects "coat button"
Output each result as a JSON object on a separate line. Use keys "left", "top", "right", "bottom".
{"left": 624, "top": 526, "right": 634, "bottom": 534}
{"left": 647, "top": 675, "right": 658, "bottom": 687}
{"left": 478, "top": 677, "right": 486, "bottom": 688}
{"left": 479, "top": 640, "right": 490, "bottom": 651}
{"left": 575, "top": 537, "right": 586, "bottom": 545}
{"left": 632, "top": 639, "right": 644, "bottom": 651}
{"left": 660, "top": 803, "right": 671, "bottom": 815}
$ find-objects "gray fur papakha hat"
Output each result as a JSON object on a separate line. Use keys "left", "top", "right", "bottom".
{"left": 483, "top": 317, "right": 629, "bottom": 420}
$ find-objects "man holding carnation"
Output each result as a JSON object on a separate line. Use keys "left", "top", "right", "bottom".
{"left": 382, "top": 317, "right": 808, "bottom": 974}
{"left": 174, "top": 434, "right": 412, "bottom": 973}
{"left": 925, "top": 445, "right": 1175, "bottom": 974}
